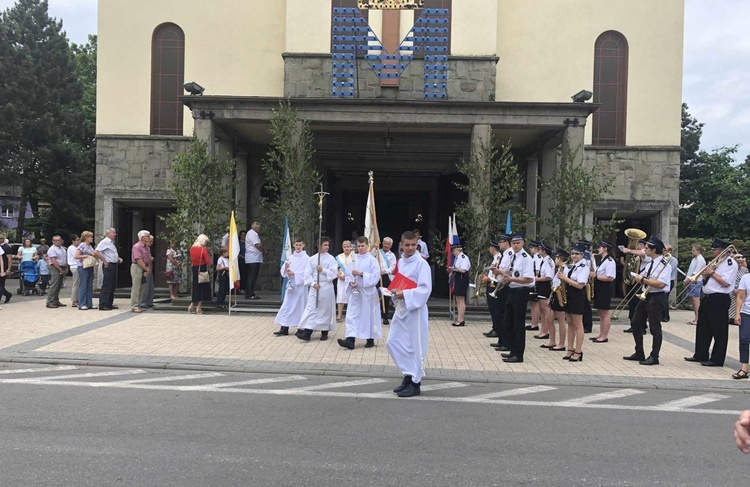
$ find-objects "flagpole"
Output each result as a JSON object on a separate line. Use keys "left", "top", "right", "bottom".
{"left": 368, "top": 171, "right": 386, "bottom": 314}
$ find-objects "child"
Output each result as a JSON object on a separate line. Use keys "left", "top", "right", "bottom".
{"left": 216, "top": 247, "right": 230, "bottom": 309}
{"left": 37, "top": 253, "right": 51, "bottom": 295}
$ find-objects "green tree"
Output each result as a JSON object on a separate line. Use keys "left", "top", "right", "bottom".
{"left": 540, "top": 140, "right": 615, "bottom": 245}
{"left": 0, "top": 0, "right": 82, "bottom": 238}
{"left": 260, "top": 101, "right": 321, "bottom": 253}
{"left": 453, "top": 134, "right": 529, "bottom": 263}
{"left": 163, "top": 135, "right": 240, "bottom": 253}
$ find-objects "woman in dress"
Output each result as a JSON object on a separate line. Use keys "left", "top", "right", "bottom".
{"left": 733, "top": 270, "right": 750, "bottom": 380}
{"left": 558, "top": 244, "right": 589, "bottom": 362}
{"left": 544, "top": 249, "right": 570, "bottom": 352}
{"left": 74, "top": 231, "right": 97, "bottom": 310}
{"left": 189, "top": 234, "right": 212, "bottom": 314}
{"left": 165, "top": 241, "right": 184, "bottom": 300}
{"left": 335, "top": 240, "right": 354, "bottom": 322}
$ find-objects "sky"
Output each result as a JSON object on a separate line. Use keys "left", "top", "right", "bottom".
{"left": 1, "top": 0, "right": 748, "bottom": 159}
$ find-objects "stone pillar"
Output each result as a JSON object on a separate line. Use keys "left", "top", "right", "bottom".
{"left": 469, "top": 124, "right": 492, "bottom": 211}
{"left": 525, "top": 156, "right": 539, "bottom": 237}
{"left": 561, "top": 124, "right": 585, "bottom": 169}
{"left": 538, "top": 141, "right": 559, "bottom": 240}
{"left": 235, "top": 151, "right": 249, "bottom": 225}
{"left": 193, "top": 117, "right": 216, "bottom": 155}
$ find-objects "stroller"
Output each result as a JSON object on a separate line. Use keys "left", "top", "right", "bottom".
{"left": 18, "top": 260, "right": 40, "bottom": 296}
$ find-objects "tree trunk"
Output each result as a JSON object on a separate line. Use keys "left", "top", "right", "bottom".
{"left": 16, "top": 186, "right": 28, "bottom": 241}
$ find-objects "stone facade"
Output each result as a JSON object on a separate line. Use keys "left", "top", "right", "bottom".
{"left": 585, "top": 146, "right": 681, "bottom": 245}
{"left": 95, "top": 135, "right": 190, "bottom": 236}
{"left": 283, "top": 53, "right": 498, "bottom": 101}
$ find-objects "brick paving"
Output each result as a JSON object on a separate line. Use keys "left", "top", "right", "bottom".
{"left": 1, "top": 294, "right": 748, "bottom": 390}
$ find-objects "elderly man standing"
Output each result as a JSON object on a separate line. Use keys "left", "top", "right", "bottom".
{"left": 244, "top": 222, "right": 266, "bottom": 300}
{"left": 97, "top": 228, "right": 123, "bottom": 311}
{"left": 130, "top": 230, "right": 152, "bottom": 313}
{"left": 46, "top": 236, "right": 69, "bottom": 309}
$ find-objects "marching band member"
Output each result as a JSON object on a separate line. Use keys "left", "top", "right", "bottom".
{"left": 525, "top": 241, "right": 543, "bottom": 333}
{"left": 489, "top": 234, "right": 513, "bottom": 351}
{"left": 577, "top": 239, "right": 595, "bottom": 334}
{"left": 498, "top": 234, "right": 535, "bottom": 363}
{"left": 684, "top": 238, "right": 738, "bottom": 367}
{"left": 623, "top": 237, "right": 671, "bottom": 366}
{"left": 558, "top": 243, "right": 589, "bottom": 363}
{"left": 543, "top": 249, "right": 570, "bottom": 352}
{"left": 450, "top": 242, "right": 471, "bottom": 327}
{"left": 620, "top": 238, "right": 651, "bottom": 333}
{"left": 481, "top": 240, "right": 503, "bottom": 340}
{"left": 590, "top": 241, "right": 616, "bottom": 343}
{"left": 533, "top": 241, "right": 555, "bottom": 340}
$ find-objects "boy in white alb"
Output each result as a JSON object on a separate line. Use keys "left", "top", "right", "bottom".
{"left": 387, "top": 231, "right": 433, "bottom": 398}
{"left": 273, "top": 239, "right": 309, "bottom": 336}
{"left": 297, "top": 237, "right": 338, "bottom": 341}
{"left": 338, "top": 236, "right": 381, "bottom": 350}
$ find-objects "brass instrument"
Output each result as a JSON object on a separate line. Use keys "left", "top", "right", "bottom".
{"left": 552, "top": 264, "right": 569, "bottom": 307}
{"left": 622, "top": 228, "right": 647, "bottom": 286}
{"left": 471, "top": 253, "right": 489, "bottom": 304}
{"left": 612, "top": 283, "right": 641, "bottom": 320}
{"left": 669, "top": 245, "right": 737, "bottom": 307}
{"left": 489, "top": 264, "right": 513, "bottom": 298}
{"left": 636, "top": 255, "right": 672, "bottom": 301}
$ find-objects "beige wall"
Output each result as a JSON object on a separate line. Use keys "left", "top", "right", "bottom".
{"left": 98, "top": 0, "right": 684, "bottom": 146}
{"left": 496, "top": 0, "right": 684, "bottom": 146}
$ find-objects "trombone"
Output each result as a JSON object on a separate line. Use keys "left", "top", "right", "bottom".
{"left": 613, "top": 254, "right": 674, "bottom": 319}
{"left": 668, "top": 245, "right": 737, "bottom": 308}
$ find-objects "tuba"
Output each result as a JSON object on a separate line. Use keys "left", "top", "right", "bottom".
{"left": 622, "top": 228, "right": 647, "bottom": 286}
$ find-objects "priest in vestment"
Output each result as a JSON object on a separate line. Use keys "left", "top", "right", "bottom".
{"left": 297, "top": 237, "right": 338, "bottom": 341}
{"left": 272, "top": 239, "right": 309, "bottom": 336}
{"left": 338, "top": 236, "right": 382, "bottom": 350}
{"left": 387, "top": 231, "right": 432, "bottom": 398}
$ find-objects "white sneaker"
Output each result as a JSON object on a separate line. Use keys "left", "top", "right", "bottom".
{"left": 79, "top": 306, "right": 89, "bottom": 310}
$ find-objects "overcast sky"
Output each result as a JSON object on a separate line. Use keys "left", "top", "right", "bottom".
{"left": 1, "top": 0, "right": 748, "bottom": 159}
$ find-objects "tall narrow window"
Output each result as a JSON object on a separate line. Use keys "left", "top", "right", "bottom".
{"left": 151, "top": 23, "right": 185, "bottom": 136}
{"left": 593, "top": 31, "right": 628, "bottom": 146}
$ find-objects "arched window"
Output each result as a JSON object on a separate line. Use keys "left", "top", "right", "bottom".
{"left": 593, "top": 31, "right": 628, "bottom": 146}
{"left": 151, "top": 23, "right": 185, "bottom": 136}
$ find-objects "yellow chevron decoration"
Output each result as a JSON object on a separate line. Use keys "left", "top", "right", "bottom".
{"left": 357, "top": 0, "right": 425, "bottom": 9}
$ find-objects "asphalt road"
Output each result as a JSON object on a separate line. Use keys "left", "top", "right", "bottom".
{"left": 0, "top": 364, "right": 748, "bottom": 486}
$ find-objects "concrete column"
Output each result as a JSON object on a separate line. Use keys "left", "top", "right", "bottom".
{"left": 561, "top": 124, "right": 585, "bottom": 168}
{"left": 525, "top": 156, "right": 539, "bottom": 237}
{"left": 193, "top": 117, "right": 215, "bottom": 155}
{"left": 235, "top": 151, "right": 249, "bottom": 225}
{"left": 469, "top": 124, "right": 492, "bottom": 210}
{"left": 538, "top": 141, "right": 559, "bottom": 240}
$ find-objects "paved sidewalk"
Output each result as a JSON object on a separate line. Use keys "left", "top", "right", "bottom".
{"left": 1, "top": 295, "right": 748, "bottom": 392}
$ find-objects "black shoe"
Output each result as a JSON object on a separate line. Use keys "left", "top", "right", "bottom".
{"left": 365, "top": 339, "right": 375, "bottom": 348}
{"left": 701, "top": 361, "right": 723, "bottom": 367}
{"left": 623, "top": 353, "right": 646, "bottom": 361}
{"left": 525, "top": 325, "right": 539, "bottom": 331}
{"left": 397, "top": 381, "right": 421, "bottom": 398}
{"left": 55, "top": 302, "right": 67, "bottom": 307}
{"left": 533, "top": 334, "right": 550, "bottom": 340}
{"left": 111, "top": 305, "right": 119, "bottom": 309}
{"left": 250, "top": 295, "right": 261, "bottom": 300}
{"left": 569, "top": 352, "right": 584, "bottom": 362}
{"left": 295, "top": 329, "right": 304, "bottom": 337}
{"left": 503, "top": 355, "right": 523, "bottom": 363}
{"left": 393, "top": 375, "right": 412, "bottom": 393}
{"left": 298, "top": 330, "right": 312, "bottom": 341}
{"left": 496, "top": 346, "right": 510, "bottom": 352}
{"left": 484, "top": 330, "right": 499, "bottom": 338}
{"left": 451, "top": 321, "right": 465, "bottom": 327}
{"left": 583, "top": 329, "right": 592, "bottom": 334}
{"left": 45, "top": 304, "right": 58, "bottom": 309}
{"left": 273, "top": 327, "right": 289, "bottom": 336}
{"left": 320, "top": 331, "right": 329, "bottom": 341}
{"left": 490, "top": 342, "right": 503, "bottom": 348}
{"left": 382, "top": 319, "right": 389, "bottom": 325}
{"left": 4, "top": 294, "right": 11, "bottom": 303}
{"left": 337, "top": 338, "right": 355, "bottom": 350}
{"left": 639, "top": 356, "right": 659, "bottom": 366}
{"left": 624, "top": 327, "right": 633, "bottom": 333}
{"left": 99, "top": 306, "right": 112, "bottom": 311}
{"left": 501, "top": 353, "right": 514, "bottom": 359}
{"left": 684, "top": 356, "right": 702, "bottom": 362}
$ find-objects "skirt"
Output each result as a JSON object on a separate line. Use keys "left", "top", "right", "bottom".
{"left": 453, "top": 272, "right": 470, "bottom": 297}
{"left": 191, "top": 265, "right": 212, "bottom": 303}
{"left": 564, "top": 287, "right": 586, "bottom": 315}
{"left": 535, "top": 280, "right": 552, "bottom": 300}
{"left": 550, "top": 290, "right": 565, "bottom": 312}
{"left": 593, "top": 279, "right": 614, "bottom": 310}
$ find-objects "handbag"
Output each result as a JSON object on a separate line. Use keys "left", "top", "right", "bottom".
{"left": 82, "top": 255, "right": 98, "bottom": 269}
{"left": 198, "top": 270, "right": 210, "bottom": 283}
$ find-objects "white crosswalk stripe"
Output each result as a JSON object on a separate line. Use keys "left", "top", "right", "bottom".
{"left": 416, "top": 381, "right": 468, "bottom": 392}
{"left": 0, "top": 365, "right": 78, "bottom": 375}
{"left": 121, "top": 372, "right": 226, "bottom": 384}
{"left": 557, "top": 388, "right": 644, "bottom": 405}
{"left": 653, "top": 393, "right": 730, "bottom": 411}
{"left": 2, "top": 369, "right": 146, "bottom": 382}
{"left": 210, "top": 376, "right": 307, "bottom": 388}
{"left": 284, "top": 378, "right": 387, "bottom": 392}
{"left": 470, "top": 385, "right": 557, "bottom": 400}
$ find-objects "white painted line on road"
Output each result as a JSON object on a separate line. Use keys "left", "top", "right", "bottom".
{"left": 653, "top": 393, "right": 730, "bottom": 411}
{"left": 1, "top": 369, "right": 147, "bottom": 382}
{"left": 120, "top": 372, "right": 226, "bottom": 384}
{"left": 558, "top": 388, "right": 644, "bottom": 405}
{"left": 0, "top": 366, "right": 78, "bottom": 375}
{"left": 470, "top": 385, "right": 558, "bottom": 400}
{"left": 284, "top": 378, "right": 387, "bottom": 392}
{"left": 209, "top": 375, "right": 307, "bottom": 388}
{"left": 418, "top": 381, "right": 468, "bottom": 392}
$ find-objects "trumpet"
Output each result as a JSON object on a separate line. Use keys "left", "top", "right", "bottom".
{"left": 472, "top": 254, "right": 490, "bottom": 303}
{"left": 669, "top": 245, "right": 737, "bottom": 307}
{"left": 489, "top": 265, "right": 513, "bottom": 298}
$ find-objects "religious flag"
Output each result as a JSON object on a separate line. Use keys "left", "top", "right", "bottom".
{"left": 364, "top": 174, "right": 380, "bottom": 251}
{"left": 280, "top": 217, "right": 292, "bottom": 302}
{"left": 505, "top": 210, "right": 512, "bottom": 234}
{"left": 228, "top": 212, "right": 241, "bottom": 291}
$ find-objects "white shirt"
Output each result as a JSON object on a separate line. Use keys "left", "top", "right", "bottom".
{"left": 417, "top": 238, "right": 429, "bottom": 259}
{"left": 641, "top": 255, "right": 672, "bottom": 294}
{"left": 596, "top": 255, "right": 617, "bottom": 279}
{"left": 217, "top": 256, "right": 229, "bottom": 270}
{"left": 487, "top": 251, "right": 502, "bottom": 283}
{"left": 703, "top": 255, "right": 738, "bottom": 295}
{"left": 47, "top": 244, "right": 67, "bottom": 268}
{"left": 538, "top": 255, "right": 555, "bottom": 280}
{"left": 532, "top": 253, "right": 543, "bottom": 276}
{"left": 667, "top": 254, "right": 678, "bottom": 280}
{"left": 453, "top": 252, "right": 471, "bottom": 273}
{"left": 373, "top": 249, "right": 396, "bottom": 278}
{"left": 67, "top": 245, "right": 79, "bottom": 270}
{"left": 95, "top": 236, "right": 120, "bottom": 263}
{"left": 566, "top": 261, "right": 589, "bottom": 285}
{"left": 687, "top": 254, "right": 706, "bottom": 278}
{"left": 220, "top": 233, "right": 229, "bottom": 248}
{"left": 245, "top": 229, "right": 263, "bottom": 263}
{"left": 508, "top": 249, "right": 535, "bottom": 289}
{"left": 738, "top": 274, "right": 750, "bottom": 315}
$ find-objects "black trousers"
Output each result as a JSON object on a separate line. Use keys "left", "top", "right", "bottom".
{"left": 583, "top": 300, "right": 593, "bottom": 332}
{"left": 627, "top": 284, "right": 640, "bottom": 321}
{"left": 486, "top": 283, "right": 498, "bottom": 328}
{"left": 504, "top": 287, "right": 531, "bottom": 357}
{"left": 245, "top": 263, "right": 261, "bottom": 297}
{"left": 217, "top": 272, "right": 229, "bottom": 305}
{"left": 99, "top": 264, "right": 117, "bottom": 308}
{"left": 662, "top": 280, "right": 675, "bottom": 321}
{"left": 0, "top": 275, "right": 10, "bottom": 299}
{"left": 493, "top": 286, "right": 510, "bottom": 341}
{"left": 631, "top": 292, "right": 667, "bottom": 359}
{"left": 694, "top": 293, "right": 731, "bottom": 364}
{"left": 238, "top": 258, "right": 247, "bottom": 291}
